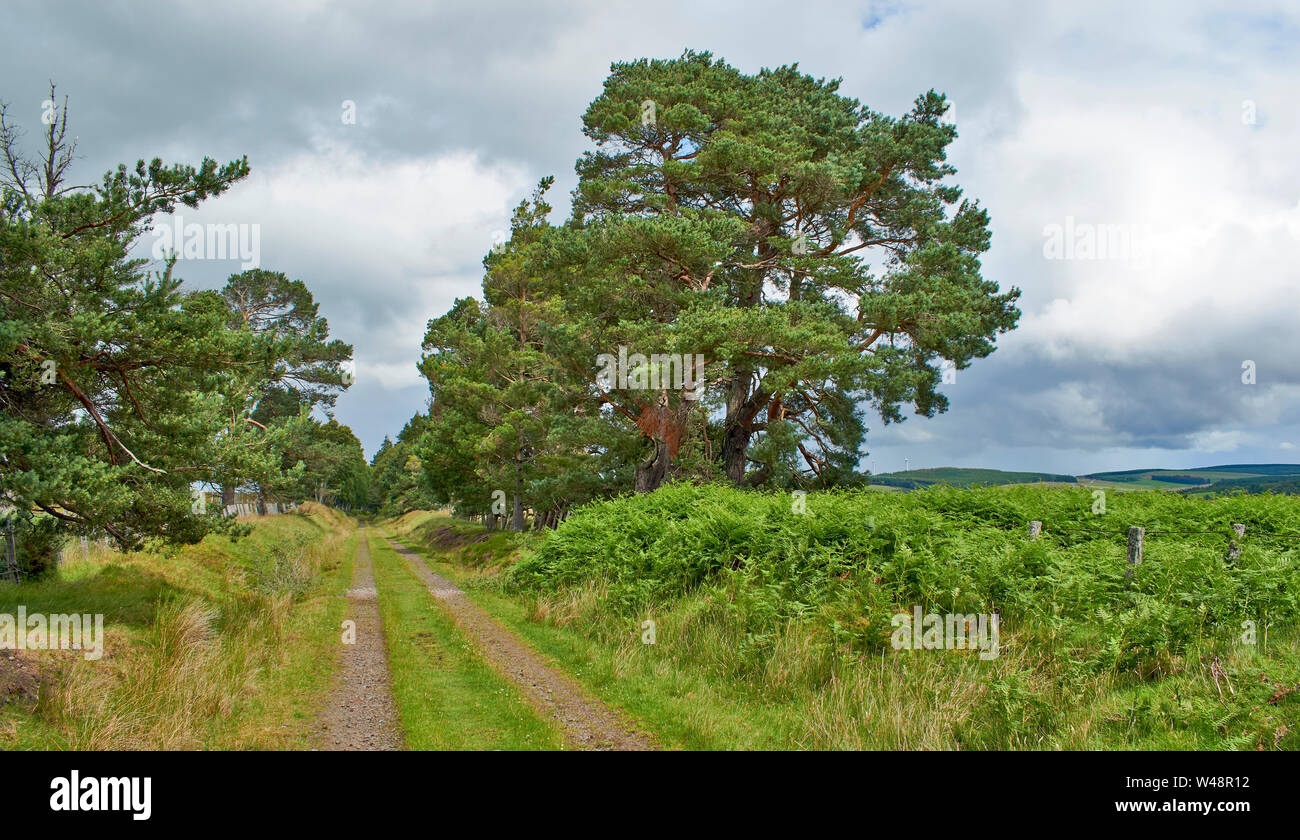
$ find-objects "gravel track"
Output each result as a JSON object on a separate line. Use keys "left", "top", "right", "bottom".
{"left": 386, "top": 536, "right": 656, "bottom": 751}
{"left": 317, "top": 528, "right": 404, "bottom": 751}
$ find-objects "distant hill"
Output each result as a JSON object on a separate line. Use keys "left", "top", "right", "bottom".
{"left": 867, "top": 464, "right": 1300, "bottom": 494}
{"left": 869, "top": 467, "right": 1077, "bottom": 490}
{"left": 1191, "top": 464, "right": 1300, "bottom": 475}
{"left": 1084, "top": 464, "right": 1300, "bottom": 491}
{"left": 1178, "top": 474, "right": 1300, "bottom": 497}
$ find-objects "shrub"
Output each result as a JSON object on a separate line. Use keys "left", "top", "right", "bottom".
{"left": 507, "top": 484, "right": 1300, "bottom": 672}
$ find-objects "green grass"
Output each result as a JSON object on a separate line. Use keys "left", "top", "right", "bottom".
{"left": 388, "top": 485, "right": 1300, "bottom": 750}
{"left": 870, "top": 467, "right": 1078, "bottom": 490}
{"left": 206, "top": 529, "right": 356, "bottom": 749}
{"left": 0, "top": 504, "right": 356, "bottom": 750}
{"left": 378, "top": 532, "right": 787, "bottom": 749}
{"left": 1085, "top": 464, "right": 1300, "bottom": 493}
{"left": 365, "top": 530, "right": 564, "bottom": 750}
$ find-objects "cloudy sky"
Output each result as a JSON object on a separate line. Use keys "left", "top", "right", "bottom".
{"left": 5, "top": 0, "right": 1298, "bottom": 475}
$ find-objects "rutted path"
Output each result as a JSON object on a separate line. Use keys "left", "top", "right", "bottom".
{"left": 318, "top": 527, "right": 404, "bottom": 750}
{"left": 385, "top": 535, "right": 656, "bottom": 751}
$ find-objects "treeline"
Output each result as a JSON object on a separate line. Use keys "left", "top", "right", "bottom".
{"left": 1182, "top": 476, "right": 1300, "bottom": 496}
{"left": 374, "top": 51, "right": 1021, "bottom": 528}
{"left": 0, "top": 87, "right": 365, "bottom": 575}
{"left": 870, "top": 470, "right": 1077, "bottom": 490}
{"left": 1149, "top": 473, "right": 1206, "bottom": 485}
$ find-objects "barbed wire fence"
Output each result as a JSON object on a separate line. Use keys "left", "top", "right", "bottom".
{"left": 1037, "top": 523, "right": 1300, "bottom": 540}
{"left": 1024, "top": 519, "right": 1299, "bottom": 588}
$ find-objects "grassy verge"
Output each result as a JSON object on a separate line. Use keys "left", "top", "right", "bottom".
{"left": 0, "top": 503, "right": 354, "bottom": 750}
{"left": 365, "top": 530, "right": 563, "bottom": 750}
{"left": 384, "top": 513, "right": 786, "bottom": 749}
{"left": 387, "top": 489, "right": 1300, "bottom": 751}
{"left": 388, "top": 547, "right": 791, "bottom": 749}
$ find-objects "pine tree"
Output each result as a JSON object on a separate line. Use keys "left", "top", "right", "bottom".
{"left": 571, "top": 51, "right": 1020, "bottom": 487}
{"left": 217, "top": 268, "right": 354, "bottom": 506}
{"left": 0, "top": 89, "right": 261, "bottom": 563}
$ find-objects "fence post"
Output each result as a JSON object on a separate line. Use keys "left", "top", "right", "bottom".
{"left": 1028, "top": 520, "right": 1042, "bottom": 539}
{"left": 3, "top": 520, "right": 18, "bottom": 584}
{"left": 1225, "top": 523, "right": 1246, "bottom": 563}
{"left": 1125, "top": 526, "right": 1144, "bottom": 587}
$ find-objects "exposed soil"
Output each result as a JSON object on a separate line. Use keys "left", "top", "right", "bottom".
{"left": 424, "top": 525, "right": 494, "bottom": 551}
{"left": 386, "top": 536, "right": 656, "bottom": 751}
{"left": 0, "top": 651, "right": 40, "bottom": 708}
{"left": 317, "top": 528, "right": 404, "bottom": 750}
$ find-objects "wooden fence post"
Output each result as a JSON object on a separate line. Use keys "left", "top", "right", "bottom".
{"left": 1028, "top": 520, "right": 1042, "bottom": 539}
{"left": 1225, "top": 523, "right": 1246, "bottom": 563}
{"left": 3, "top": 520, "right": 19, "bottom": 584}
{"left": 1125, "top": 526, "right": 1144, "bottom": 587}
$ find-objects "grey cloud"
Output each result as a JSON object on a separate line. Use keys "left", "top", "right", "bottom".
{"left": 6, "top": 0, "right": 1297, "bottom": 471}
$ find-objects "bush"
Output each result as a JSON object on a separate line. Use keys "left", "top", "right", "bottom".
{"left": 507, "top": 483, "right": 1300, "bottom": 672}
{"left": 0, "top": 513, "right": 63, "bottom": 580}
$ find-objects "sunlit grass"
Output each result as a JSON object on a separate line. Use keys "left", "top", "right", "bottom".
{"left": 366, "top": 531, "right": 563, "bottom": 750}
{"left": 386, "top": 485, "right": 1300, "bottom": 751}
{"left": 1, "top": 505, "right": 355, "bottom": 750}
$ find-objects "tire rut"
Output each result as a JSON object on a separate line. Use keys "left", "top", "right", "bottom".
{"left": 386, "top": 536, "right": 656, "bottom": 751}
{"left": 318, "top": 527, "right": 404, "bottom": 750}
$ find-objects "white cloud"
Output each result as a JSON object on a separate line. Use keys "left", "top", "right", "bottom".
{"left": 139, "top": 140, "right": 534, "bottom": 451}
{"left": 23, "top": 0, "right": 1300, "bottom": 467}
{"left": 1190, "top": 430, "right": 1247, "bottom": 453}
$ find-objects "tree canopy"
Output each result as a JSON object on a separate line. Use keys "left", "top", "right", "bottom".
{"left": 405, "top": 51, "right": 1020, "bottom": 527}
{"left": 0, "top": 88, "right": 365, "bottom": 573}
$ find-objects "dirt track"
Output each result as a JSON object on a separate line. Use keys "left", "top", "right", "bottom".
{"left": 386, "top": 536, "right": 655, "bottom": 751}
{"left": 317, "top": 528, "right": 404, "bottom": 750}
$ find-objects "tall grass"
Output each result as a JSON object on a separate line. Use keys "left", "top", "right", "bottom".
{"left": 468, "top": 484, "right": 1300, "bottom": 749}
{"left": 509, "top": 484, "right": 1300, "bottom": 666}
{"left": 6, "top": 507, "right": 352, "bottom": 750}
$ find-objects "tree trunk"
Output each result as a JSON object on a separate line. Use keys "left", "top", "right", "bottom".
{"left": 721, "top": 234, "right": 772, "bottom": 486}
{"left": 221, "top": 484, "right": 235, "bottom": 508}
{"left": 722, "top": 422, "right": 750, "bottom": 485}
{"left": 635, "top": 438, "right": 672, "bottom": 493}
{"left": 635, "top": 395, "right": 695, "bottom": 493}
{"left": 723, "top": 372, "right": 767, "bottom": 486}
{"left": 511, "top": 457, "right": 526, "bottom": 531}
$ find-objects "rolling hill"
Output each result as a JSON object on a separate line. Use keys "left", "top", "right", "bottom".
{"left": 868, "top": 467, "right": 1077, "bottom": 490}
{"left": 868, "top": 464, "right": 1300, "bottom": 494}
{"left": 1083, "top": 464, "right": 1300, "bottom": 491}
